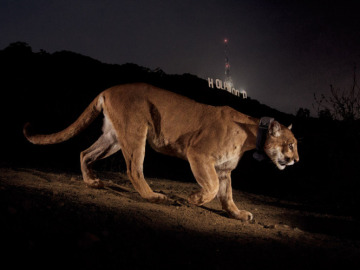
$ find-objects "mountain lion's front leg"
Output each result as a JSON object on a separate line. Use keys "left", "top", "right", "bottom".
{"left": 217, "top": 171, "right": 253, "bottom": 221}
{"left": 187, "top": 149, "right": 220, "bottom": 205}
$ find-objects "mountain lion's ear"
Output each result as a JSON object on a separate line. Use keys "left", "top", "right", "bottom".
{"left": 269, "top": 121, "right": 281, "bottom": 137}
{"left": 288, "top": 124, "right": 292, "bottom": 130}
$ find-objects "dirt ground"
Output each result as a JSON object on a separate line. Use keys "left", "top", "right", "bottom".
{"left": 1, "top": 167, "right": 360, "bottom": 269}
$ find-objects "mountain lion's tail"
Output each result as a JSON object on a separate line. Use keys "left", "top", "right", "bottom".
{"left": 23, "top": 94, "right": 104, "bottom": 145}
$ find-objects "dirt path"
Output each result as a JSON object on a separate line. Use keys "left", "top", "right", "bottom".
{"left": 1, "top": 167, "right": 360, "bottom": 269}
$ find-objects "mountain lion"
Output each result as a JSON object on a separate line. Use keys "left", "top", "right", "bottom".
{"left": 24, "top": 83, "right": 299, "bottom": 221}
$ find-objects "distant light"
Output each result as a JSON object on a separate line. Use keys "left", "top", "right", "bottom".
{"left": 224, "top": 38, "right": 228, "bottom": 43}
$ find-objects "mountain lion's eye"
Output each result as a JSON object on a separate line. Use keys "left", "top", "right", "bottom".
{"left": 289, "top": 143, "right": 293, "bottom": 151}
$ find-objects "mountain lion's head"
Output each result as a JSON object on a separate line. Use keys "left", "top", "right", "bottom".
{"left": 264, "top": 121, "right": 299, "bottom": 170}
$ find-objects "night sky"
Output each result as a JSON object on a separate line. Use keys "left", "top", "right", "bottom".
{"left": 1, "top": 0, "right": 359, "bottom": 115}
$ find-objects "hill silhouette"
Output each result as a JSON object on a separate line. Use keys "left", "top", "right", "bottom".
{"left": 1, "top": 41, "right": 359, "bottom": 217}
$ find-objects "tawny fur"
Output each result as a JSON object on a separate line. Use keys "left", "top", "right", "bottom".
{"left": 24, "top": 83, "right": 299, "bottom": 221}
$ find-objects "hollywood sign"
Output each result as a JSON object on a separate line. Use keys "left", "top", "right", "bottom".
{"left": 207, "top": 78, "right": 247, "bottom": 99}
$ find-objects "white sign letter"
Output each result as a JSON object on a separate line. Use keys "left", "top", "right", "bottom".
{"left": 240, "top": 90, "right": 247, "bottom": 99}
{"left": 207, "top": 78, "right": 214, "bottom": 88}
{"left": 215, "top": 79, "right": 222, "bottom": 89}
{"left": 232, "top": 88, "right": 240, "bottom": 97}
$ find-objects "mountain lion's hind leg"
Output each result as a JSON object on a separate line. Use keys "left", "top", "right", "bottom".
{"left": 80, "top": 132, "right": 120, "bottom": 188}
{"left": 121, "top": 129, "right": 168, "bottom": 203}
{"left": 217, "top": 171, "right": 253, "bottom": 221}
